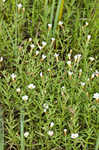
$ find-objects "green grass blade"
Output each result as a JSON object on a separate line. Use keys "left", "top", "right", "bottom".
{"left": 50, "top": 0, "right": 55, "bottom": 25}
{"left": 59, "top": 0, "right": 64, "bottom": 20}
{"left": 95, "top": 134, "right": 99, "bottom": 150}
{"left": 0, "top": 107, "right": 4, "bottom": 150}
{"left": 53, "top": 0, "right": 63, "bottom": 34}
{"left": 20, "top": 108, "right": 24, "bottom": 150}
{"left": 44, "top": 0, "right": 48, "bottom": 29}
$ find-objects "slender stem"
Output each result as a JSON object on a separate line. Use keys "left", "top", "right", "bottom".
{"left": 0, "top": 107, "right": 4, "bottom": 150}
{"left": 53, "top": 0, "right": 62, "bottom": 34}
{"left": 50, "top": 0, "right": 55, "bottom": 25}
{"left": 20, "top": 108, "right": 24, "bottom": 150}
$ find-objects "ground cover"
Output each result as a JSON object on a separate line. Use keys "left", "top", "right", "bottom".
{"left": 0, "top": 0, "right": 99, "bottom": 149}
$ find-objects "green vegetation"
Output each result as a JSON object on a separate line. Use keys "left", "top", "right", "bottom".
{"left": 0, "top": 0, "right": 99, "bottom": 149}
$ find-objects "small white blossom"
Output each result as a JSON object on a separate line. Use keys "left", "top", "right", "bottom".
{"left": 36, "top": 50, "right": 39, "bottom": 55}
{"left": 64, "top": 128, "right": 67, "bottom": 135}
{"left": 67, "top": 61, "right": 71, "bottom": 66}
{"left": 80, "top": 82, "right": 85, "bottom": 86}
{"left": 58, "top": 21, "right": 63, "bottom": 26}
{"left": 38, "top": 45, "right": 42, "bottom": 50}
{"left": 91, "top": 73, "right": 95, "bottom": 79}
{"left": 42, "top": 54, "right": 46, "bottom": 60}
{"left": 62, "top": 86, "right": 65, "bottom": 90}
{"left": 29, "top": 38, "right": 32, "bottom": 42}
{"left": 28, "top": 84, "right": 36, "bottom": 89}
{"left": 43, "top": 103, "right": 49, "bottom": 110}
{"left": 48, "top": 68, "right": 51, "bottom": 72}
{"left": 44, "top": 109, "right": 47, "bottom": 113}
{"left": 68, "top": 71, "right": 73, "bottom": 76}
{"left": 24, "top": 132, "right": 29, "bottom": 138}
{"left": 93, "top": 93, "right": 99, "bottom": 100}
{"left": 11, "top": 73, "right": 16, "bottom": 81}
{"left": 51, "top": 37, "right": 55, "bottom": 42}
{"left": 87, "top": 35, "right": 91, "bottom": 41}
{"left": 30, "top": 44, "right": 35, "bottom": 49}
{"left": 64, "top": 129, "right": 67, "bottom": 133}
{"left": 68, "top": 53, "right": 71, "bottom": 59}
{"left": 74, "top": 54, "right": 81, "bottom": 63}
{"left": 79, "top": 69, "right": 82, "bottom": 73}
{"left": 48, "top": 130, "right": 54, "bottom": 136}
{"left": 71, "top": 133, "right": 79, "bottom": 139}
{"left": 85, "top": 22, "right": 88, "bottom": 26}
{"left": 40, "top": 72, "right": 43, "bottom": 77}
{"left": 42, "top": 41, "right": 47, "bottom": 47}
{"left": 48, "top": 24, "right": 52, "bottom": 29}
{"left": 54, "top": 53, "right": 59, "bottom": 58}
{"left": 50, "top": 122, "right": 54, "bottom": 128}
{"left": 22, "top": 95, "right": 28, "bottom": 101}
{"left": 95, "top": 70, "right": 99, "bottom": 77}
{"left": 0, "top": 57, "right": 3, "bottom": 62}
{"left": 2, "top": 0, "right": 6, "bottom": 2}
{"left": 16, "top": 88, "right": 21, "bottom": 93}
{"left": 17, "top": 3, "right": 22, "bottom": 9}
{"left": 89, "top": 57, "right": 95, "bottom": 61}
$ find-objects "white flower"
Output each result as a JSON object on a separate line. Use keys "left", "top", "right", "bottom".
{"left": 28, "top": 84, "right": 36, "bottom": 89}
{"left": 48, "top": 24, "right": 52, "bottom": 29}
{"left": 89, "top": 57, "right": 95, "bottom": 61}
{"left": 16, "top": 88, "right": 21, "bottom": 93}
{"left": 54, "top": 53, "right": 59, "bottom": 58}
{"left": 64, "top": 129, "right": 67, "bottom": 133}
{"left": 93, "top": 93, "right": 99, "bottom": 100}
{"left": 48, "top": 130, "right": 54, "bottom": 136}
{"left": 36, "top": 50, "right": 39, "bottom": 55}
{"left": 64, "top": 128, "right": 67, "bottom": 135}
{"left": 87, "top": 35, "right": 91, "bottom": 41}
{"left": 0, "top": 57, "right": 3, "bottom": 62}
{"left": 2, "top": 0, "right": 6, "bottom": 2}
{"left": 11, "top": 73, "right": 16, "bottom": 81}
{"left": 24, "top": 132, "right": 29, "bottom": 138}
{"left": 68, "top": 53, "right": 71, "bottom": 59}
{"left": 30, "top": 44, "right": 35, "bottom": 49}
{"left": 74, "top": 54, "right": 81, "bottom": 63}
{"left": 91, "top": 73, "right": 95, "bottom": 79}
{"left": 17, "top": 3, "right": 22, "bottom": 9}
{"left": 48, "top": 68, "right": 51, "bottom": 72}
{"left": 68, "top": 71, "right": 73, "bottom": 76}
{"left": 38, "top": 45, "right": 42, "bottom": 50}
{"left": 29, "top": 38, "right": 32, "bottom": 42}
{"left": 43, "top": 103, "right": 49, "bottom": 109}
{"left": 80, "top": 82, "right": 85, "bottom": 86}
{"left": 42, "top": 41, "right": 47, "bottom": 47}
{"left": 79, "top": 69, "right": 82, "bottom": 73}
{"left": 85, "top": 22, "right": 88, "bottom": 26}
{"left": 51, "top": 37, "right": 55, "bottom": 42}
{"left": 71, "top": 133, "right": 79, "bottom": 139}
{"left": 95, "top": 70, "right": 99, "bottom": 77}
{"left": 40, "top": 72, "right": 43, "bottom": 77}
{"left": 67, "top": 61, "right": 71, "bottom": 66}
{"left": 44, "top": 109, "right": 47, "bottom": 113}
{"left": 42, "top": 54, "right": 46, "bottom": 60}
{"left": 22, "top": 95, "right": 28, "bottom": 101}
{"left": 62, "top": 86, "right": 65, "bottom": 90}
{"left": 50, "top": 122, "right": 54, "bottom": 128}
{"left": 58, "top": 21, "right": 63, "bottom": 26}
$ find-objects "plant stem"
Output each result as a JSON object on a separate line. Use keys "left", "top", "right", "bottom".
{"left": 0, "top": 106, "right": 4, "bottom": 150}
{"left": 20, "top": 108, "right": 24, "bottom": 150}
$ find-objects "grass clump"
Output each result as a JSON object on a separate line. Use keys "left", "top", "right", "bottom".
{"left": 0, "top": 0, "right": 99, "bottom": 149}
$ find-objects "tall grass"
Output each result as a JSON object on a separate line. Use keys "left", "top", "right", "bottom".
{"left": 20, "top": 108, "right": 24, "bottom": 150}
{"left": 0, "top": 107, "right": 4, "bottom": 150}
{"left": 53, "top": 0, "right": 64, "bottom": 33}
